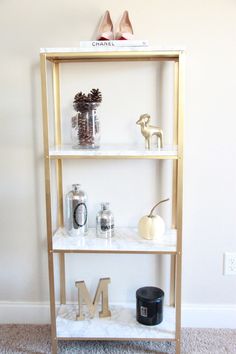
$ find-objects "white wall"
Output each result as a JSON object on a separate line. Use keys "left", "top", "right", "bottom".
{"left": 0, "top": 0, "right": 236, "bottom": 327}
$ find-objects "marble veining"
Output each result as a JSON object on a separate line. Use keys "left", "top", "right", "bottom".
{"left": 53, "top": 228, "right": 177, "bottom": 253}
{"left": 56, "top": 303, "right": 175, "bottom": 339}
{"left": 49, "top": 144, "right": 178, "bottom": 158}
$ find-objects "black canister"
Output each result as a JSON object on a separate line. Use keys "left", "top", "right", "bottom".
{"left": 136, "top": 286, "right": 164, "bottom": 326}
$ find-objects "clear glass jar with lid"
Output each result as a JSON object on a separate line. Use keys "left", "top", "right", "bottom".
{"left": 96, "top": 202, "right": 114, "bottom": 238}
{"left": 65, "top": 184, "right": 88, "bottom": 237}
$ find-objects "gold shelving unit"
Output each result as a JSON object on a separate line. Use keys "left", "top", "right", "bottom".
{"left": 40, "top": 48, "right": 184, "bottom": 354}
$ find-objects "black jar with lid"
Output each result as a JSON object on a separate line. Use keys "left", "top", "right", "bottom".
{"left": 136, "top": 286, "right": 164, "bottom": 326}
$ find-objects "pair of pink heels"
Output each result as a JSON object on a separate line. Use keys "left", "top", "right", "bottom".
{"left": 97, "top": 10, "right": 134, "bottom": 41}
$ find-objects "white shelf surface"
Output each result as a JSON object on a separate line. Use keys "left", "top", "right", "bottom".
{"left": 49, "top": 144, "right": 178, "bottom": 159}
{"left": 41, "top": 46, "right": 184, "bottom": 54}
{"left": 56, "top": 303, "right": 175, "bottom": 340}
{"left": 53, "top": 227, "right": 177, "bottom": 254}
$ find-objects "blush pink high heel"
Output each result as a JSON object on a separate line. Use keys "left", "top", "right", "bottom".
{"left": 116, "top": 10, "right": 134, "bottom": 40}
{"left": 97, "top": 10, "right": 114, "bottom": 40}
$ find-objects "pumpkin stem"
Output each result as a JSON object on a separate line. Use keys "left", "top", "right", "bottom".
{"left": 148, "top": 198, "right": 170, "bottom": 217}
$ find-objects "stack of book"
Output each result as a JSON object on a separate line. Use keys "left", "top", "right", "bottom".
{"left": 80, "top": 40, "right": 149, "bottom": 50}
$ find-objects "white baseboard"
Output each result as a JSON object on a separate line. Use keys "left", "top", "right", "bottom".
{"left": 0, "top": 302, "right": 235, "bottom": 328}
{"left": 182, "top": 304, "right": 236, "bottom": 329}
{"left": 0, "top": 302, "right": 50, "bottom": 324}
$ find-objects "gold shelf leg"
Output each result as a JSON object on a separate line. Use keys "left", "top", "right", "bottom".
{"left": 170, "top": 60, "right": 179, "bottom": 307}
{"left": 176, "top": 337, "right": 181, "bottom": 354}
{"left": 172, "top": 60, "right": 179, "bottom": 230}
{"left": 52, "top": 62, "right": 64, "bottom": 228}
{"left": 40, "top": 53, "right": 58, "bottom": 354}
{"left": 175, "top": 51, "right": 185, "bottom": 354}
{"left": 170, "top": 255, "right": 176, "bottom": 306}
{"left": 52, "top": 62, "right": 66, "bottom": 305}
{"left": 59, "top": 253, "right": 66, "bottom": 304}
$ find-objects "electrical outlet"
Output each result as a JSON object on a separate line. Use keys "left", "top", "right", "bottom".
{"left": 224, "top": 252, "right": 236, "bottom": 275}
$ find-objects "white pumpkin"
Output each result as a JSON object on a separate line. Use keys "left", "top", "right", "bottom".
{"left": 138, "top": 215, "right": 165, "bottom": 240}
{"left": 138, "top": 198, "right": 169, "bottom": 241}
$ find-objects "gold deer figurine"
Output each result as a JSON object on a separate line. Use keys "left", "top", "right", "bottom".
{"left": 136, "top": 113, "right": 163, "bottom": 150}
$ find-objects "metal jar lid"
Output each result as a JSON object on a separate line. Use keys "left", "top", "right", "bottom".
{"left": 136, "top": 286, "right": 164, "bottom": 303}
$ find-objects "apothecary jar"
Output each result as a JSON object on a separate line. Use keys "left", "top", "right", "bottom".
{"left": 71, "top": 102, "right": 100, "bottom": 149}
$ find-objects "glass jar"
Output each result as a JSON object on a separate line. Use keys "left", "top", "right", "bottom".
{"left": 71, "top": 102, "right": 100, "bottom": 149}
{"left": 96, "top": 203, "right": 114, "bottom": 238}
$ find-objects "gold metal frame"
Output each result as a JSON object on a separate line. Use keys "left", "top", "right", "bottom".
{"left": 40, "top": 54, "right": 57, "bottom": 354}
{"left": 40, "top": 49, "right": 184, "bottom": 354}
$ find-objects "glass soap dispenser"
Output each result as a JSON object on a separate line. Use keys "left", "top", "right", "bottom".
{"left": 96, "top": 202, "right": 114, "bottom": 238}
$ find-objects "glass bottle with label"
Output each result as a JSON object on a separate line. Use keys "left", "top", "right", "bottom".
{"left": 65, "top": 184, "right": 88, "bottom": 237}
{"left": 96, "top": 203, "right": 114, "bottom": 238}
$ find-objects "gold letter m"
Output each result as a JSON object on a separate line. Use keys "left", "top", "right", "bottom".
{"left": 75, "top": 277, "right": 111, "bottom": 320}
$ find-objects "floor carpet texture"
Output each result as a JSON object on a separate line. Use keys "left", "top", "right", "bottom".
{"left": 0, "top": 325, "right": 235, "bottom": 353}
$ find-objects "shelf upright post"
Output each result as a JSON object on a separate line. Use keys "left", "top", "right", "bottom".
{"left": 172, "top": 60, "right": 179, "bottom": 231}
{"left": 40, "top": 53, "right": 58, "bottom": 354}
{"left": 170, "top": 59, "right": 179, "bottom": 307}
{"left": 175, "top": 51, "right": 185, "bottom": 354}
{"left": 52, "top": 61, "right": 66, "bottom": 305}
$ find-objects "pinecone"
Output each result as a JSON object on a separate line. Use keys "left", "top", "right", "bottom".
{"left": 77, "top": 113, "right": 95, "bottom": 146}
{"left": 73, "top": 92, "right": 89, "bottom": 112}
{"left": 73, "top": 89, "right": 102, "bottom": 112}
{"left": 90, "top": 89, "right": 102, "bottom": 103}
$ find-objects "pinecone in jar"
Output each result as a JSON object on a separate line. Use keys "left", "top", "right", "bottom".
{"left": 77, "top": 114, "right": 95, "bottom": 146}
{"left": 90, "top": 89, "right": 102, "bottom": 104}
{"left": 73, "top": 89, "right": 102, "bottom": 113}
{"left": 73, "top": 92, "right": 89, "bottom": 113}
{"left": 73, "top": 88, "right": 102, "bottom": 147}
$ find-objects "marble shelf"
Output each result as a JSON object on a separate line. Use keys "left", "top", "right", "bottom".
{"left": 53, "top": 227, "right": 177, "bottom": 254}
{"left": 41, "top": 47, "right": 184, "bottom": 54}
{"left": 56, "top": 303, "right": 175, "bottom": 341}
{"left": 49, "top": 144, "right": 178, "bottom": 160}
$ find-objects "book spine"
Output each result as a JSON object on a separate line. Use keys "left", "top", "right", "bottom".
{"left": 80, "top": 40, "right": 149, "bottom": 48}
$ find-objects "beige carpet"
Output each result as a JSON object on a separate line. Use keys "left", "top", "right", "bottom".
{"left": 0, "top": 325, "right": 235, "bottom": 353}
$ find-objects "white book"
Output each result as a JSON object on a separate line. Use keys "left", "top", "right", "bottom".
{"left": 80, "top": 40, "right": 149, "bottom": 49}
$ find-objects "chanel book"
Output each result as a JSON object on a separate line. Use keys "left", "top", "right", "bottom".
{"left": 80, "top": 40, "right": 149, "bottom": 48}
